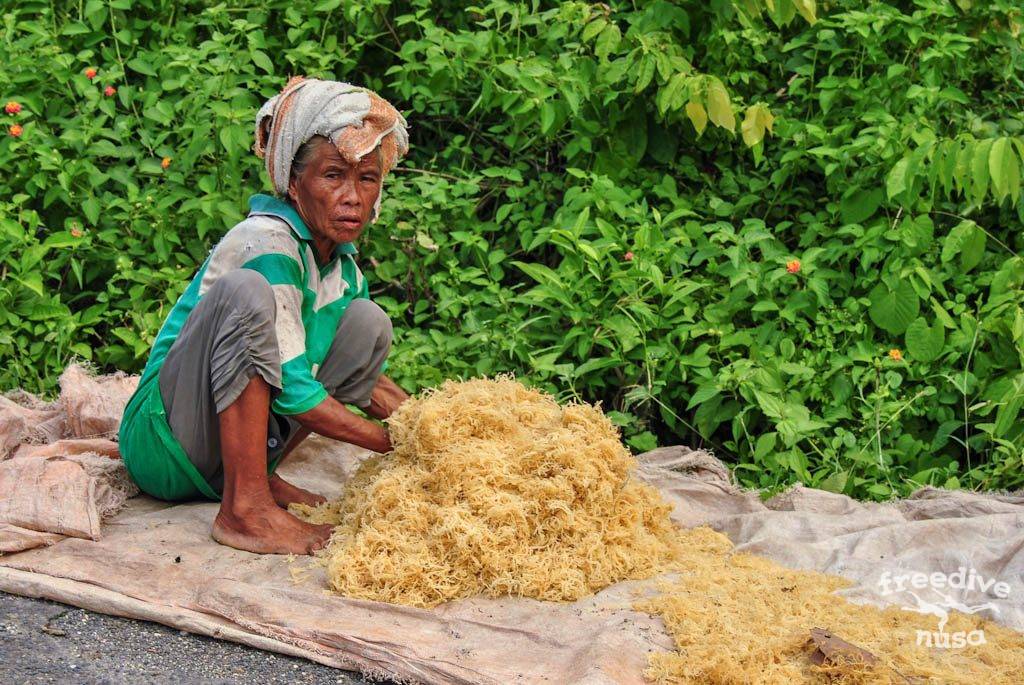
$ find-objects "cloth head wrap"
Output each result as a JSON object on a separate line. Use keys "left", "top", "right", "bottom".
{"left": 253, "top": 76, "right": 409, "bottom": 223}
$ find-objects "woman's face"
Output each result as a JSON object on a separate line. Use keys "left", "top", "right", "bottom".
{"left": 288, "top": 140, "right": 382, "bottom": 253}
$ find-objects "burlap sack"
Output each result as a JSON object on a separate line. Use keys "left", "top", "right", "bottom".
{"left": 0, "top": 457, "right": 103, "bottom": 539}
{"left": 58, "top": 365, "right": 138, "bottom": 440}
{"left": 0, "top": 393, "right": 63, "bottom": 457}
{"left": 0, "top": 366, "right": 138, "bottom": 551}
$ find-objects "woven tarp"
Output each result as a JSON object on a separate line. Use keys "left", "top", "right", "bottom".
{"left": 1, "top": 368, "right": 1021, "bottom": 683}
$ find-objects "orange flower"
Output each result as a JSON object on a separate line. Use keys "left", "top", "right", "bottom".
{"left": 84, "top": 67, "right": 97, "bottom": 79}
{"left": 624, "top": 251, "right": 634, "bottom": 262}
{"left": 161, "top": 156, "right": 172, "bottom": 169}
{"left": 9, "top": 123, "right": 22, "bottom": 137}
{"left": 786, "top": 259, "right": 801, "bottom": 274}
{"left": 4, "top": 101, "right": 21, "bottom": 115}
{"left": 888, "top": 348, "right": 903, "bottom": 362}
{"left": 104, "top": 85, "right": 116, "bottom": 97}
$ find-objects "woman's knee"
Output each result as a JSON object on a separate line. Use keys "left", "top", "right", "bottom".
{"left": 204, "top": 270, "right": 275, "bottom": 322}
{"left": 341, "top": 299, "right": 393, "bottom": 349}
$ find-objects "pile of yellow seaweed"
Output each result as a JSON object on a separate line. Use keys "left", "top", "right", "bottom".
{"left": 294, "top": 377, "right": 685, "bottom": 606}
{"left": 294, "top": 378, "right": 1024, "bottom": 684}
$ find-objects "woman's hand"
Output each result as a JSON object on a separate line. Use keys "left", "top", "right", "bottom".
{"left": 292, "top": 396, "right": 391, "bottom": 454}
{"left": 290, "top": 375, "right": 408, "bottom": 453}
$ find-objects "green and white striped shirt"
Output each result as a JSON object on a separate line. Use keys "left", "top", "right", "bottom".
{"left": 135, "top": 193, "right": 375, "bottom": 415}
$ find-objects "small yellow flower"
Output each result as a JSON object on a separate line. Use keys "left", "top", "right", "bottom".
{"left": 161, "top": 156, "right": 171, "bottom": 169}
{"left": 888, "top": 348, "right": 903, "bottom": 362}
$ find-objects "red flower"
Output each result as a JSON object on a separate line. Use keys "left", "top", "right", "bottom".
{"left": 104, "top": 86, "right": 117, "bottom": 97}
{"left": 84, "top": 67, "right": 98, "bottom": 79}
{"left": 624, "top": 251, "right": 634, "bottom": 262}
{"left": 786, "top": 259, "right": 801, "bottom": 274}
{"left": 4, "top": 101, "right": 21, "bottom": 115}
{"left": 9, "top": 123, "right": 22, "bottom": 137}
{"left": 161, "top": 156, "right": 172, "bottom": 169}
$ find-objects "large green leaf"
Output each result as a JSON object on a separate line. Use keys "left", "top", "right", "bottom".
{"left": 792, "top": 0, "right": 818, "bottom": 24}
{"left": 886, "top": 156, "right": 912, "bottom": 200}
{"left": 869, "top": 281, "right": 920, "bottom": 335}
{"left": 250, "top": 49, "right": 274, "bottom": 75}
{"left": 904, "top": 317, "right": 945, "bottom": 362}
{"left": 960, "top": 223, "right": 987, "bottom": 271}
{"left": 942, "top": 220, "right": 986, "bottom": 271}
{"left": 706, "top": 79, "right": 735, "bottom": 132}
{"left": 989, "top": 137, "right": 1021, "bottom": 204}
{"left": 594, "top": 23, "right": 621, "bottom": 59}
{"left": 993, "top": 381, "right": 1024, "bottom": 437}
{"left": 126, "top": 57, "right": 157, "bottom": 76}
{"left": 82, "top": 196, "right": 101, "bottom": 227}
{"left": 740, "top": 103, "right": 773, "bottom": 147}
{"left": 840, "top": 187, "right": 883, "bottom": 224}
{"left": 971, "top": 138, "right": 994, "bottom": 204}
{"left": 685, "top": 101, "right": 707, "bottom": 136}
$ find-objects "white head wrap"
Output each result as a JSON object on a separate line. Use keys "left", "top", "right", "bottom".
{"left": 254, "top": 77, "right": 409, "bottom": 223}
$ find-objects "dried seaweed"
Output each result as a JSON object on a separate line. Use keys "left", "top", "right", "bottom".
{"left": 294, "top": 377, "right": 689, "bottom": 606}
{"left": 296, "top": 378, "right": 1024, "bottom": 683}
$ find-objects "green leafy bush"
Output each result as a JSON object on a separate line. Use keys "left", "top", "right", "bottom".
{"left": 1, "top": 0, "right": 1023, "bottom": 498}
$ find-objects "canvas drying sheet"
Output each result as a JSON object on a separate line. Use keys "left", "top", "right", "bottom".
{"left": 1, "top": 367, "right": 1022, "bottom": 683}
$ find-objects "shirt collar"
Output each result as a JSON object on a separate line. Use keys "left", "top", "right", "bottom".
{"left": 247, "top": 193, "right": 358, "bottom": 257}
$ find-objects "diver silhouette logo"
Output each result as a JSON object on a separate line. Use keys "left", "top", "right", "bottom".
{"left": 878, "top": 568, "right": 1010, "bottom": 649}
{"left": 900, "top": 590, "right": 999, "bottom": 646}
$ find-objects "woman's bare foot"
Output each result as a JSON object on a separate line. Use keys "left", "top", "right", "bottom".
{"left": 212, "top": 500, "right": 333, "bottom": 555}
{"left": 269, "top": 474, "right": 327, "bottom": 508}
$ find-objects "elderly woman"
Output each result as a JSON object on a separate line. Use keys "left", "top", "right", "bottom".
{"left": 119, "top": 78, "right": 411, "bottom": 555}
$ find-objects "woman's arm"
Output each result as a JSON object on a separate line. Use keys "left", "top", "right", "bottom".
{"left": 291, "top": 396, "right": 390, "bottom": 453}
{"left": 289, "top": 375, "right": 409, "bottom": 453}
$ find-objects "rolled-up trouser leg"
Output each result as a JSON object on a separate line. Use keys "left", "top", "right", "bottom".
{"left": 268, "top": 299, "right": 394, "bottom": 458}
{"left": 159, "top": 270, "right": 283, "bottom": 494}
{"left": 318, "top": 298, "right": 394, "bottom": 408}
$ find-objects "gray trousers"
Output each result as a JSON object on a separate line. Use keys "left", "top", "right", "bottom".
{"left": 158, "top": 270, "right": 392, "bottom": 493}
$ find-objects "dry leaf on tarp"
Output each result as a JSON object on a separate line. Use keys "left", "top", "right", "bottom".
{"left": 807, "top": 627, "right": 879, "bottom": 666}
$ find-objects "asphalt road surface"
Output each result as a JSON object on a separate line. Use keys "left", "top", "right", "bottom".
{"left": 0, "top": 591, "right": 377, "bottom": 684}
